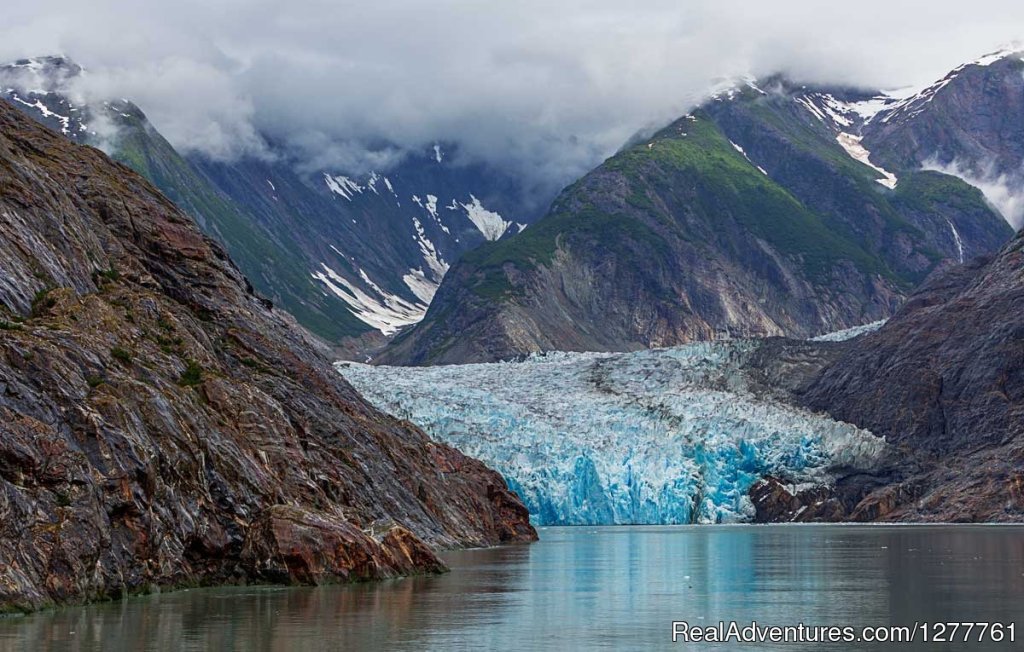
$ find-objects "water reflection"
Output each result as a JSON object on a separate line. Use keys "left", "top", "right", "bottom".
{"left": 1, "top": 525, "right": 1022, "bottom": 651}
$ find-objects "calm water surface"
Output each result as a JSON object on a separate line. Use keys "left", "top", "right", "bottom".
{"left": 2, "top": 525, "right": 1023, "bottom": 651}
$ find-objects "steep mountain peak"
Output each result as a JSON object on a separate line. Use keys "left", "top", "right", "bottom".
{"left": 0, "top": 54, "right": 144, "bottom": 144}
{"left": 867, "top": 46, "right": 1024, "bottom": 128}
{"left": 706, "top": 75, "right": 770, "bottom": 102}
{"left": 0, "top": 55, "right": 83, "bottom": 92}
{"left": 857, "top": 46, "right": 1024, "bottom": 227}
{"left": 380, "top": 51, "right": 1017, "bottom": 365}
{"left": 1, "top": 55, "right": 549, "bottom": 348}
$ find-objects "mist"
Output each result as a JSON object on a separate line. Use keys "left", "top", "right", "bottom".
{"left": 3, "top": 0, "right": 1024, "bottom": 194}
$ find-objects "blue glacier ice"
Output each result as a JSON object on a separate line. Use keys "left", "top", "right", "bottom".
{"left": 337, "top": 341, "right": 887, "bottom": 525}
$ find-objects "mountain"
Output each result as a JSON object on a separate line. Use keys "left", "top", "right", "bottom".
{"left": 0, "top": 56, "right": 547, "bottom": 349}
{"left": 189, "top": 142, "right": 538, "bottom": 341}
{"left": 0, "top": 98, "right": 534, "bottom": 613}
{"left": 379, "top": 53, "right": 1021, "bottom": 365}
{"left": 793, "top": 227, "right": 1024, "bottom": 521}
{"left": 861, "top": 47, "right": 1024, "bottom": 228}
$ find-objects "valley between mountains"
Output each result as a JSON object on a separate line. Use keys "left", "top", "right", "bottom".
{"left": 1, "top": 44, "right": 1023, "bottom": 615}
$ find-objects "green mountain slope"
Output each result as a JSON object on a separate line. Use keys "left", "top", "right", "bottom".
{"left": 380, "top": 80, "right": 1012, "bottom": 365}
{"left": 108, "top": 106, "right": 369, "bottom": 340}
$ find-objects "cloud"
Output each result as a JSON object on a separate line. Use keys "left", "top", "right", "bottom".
{"left": 2, "top": 0, "right": 1024, "bottom": 195}
{"left": 924, "top": 158, "right": 1024, "bottom": 229}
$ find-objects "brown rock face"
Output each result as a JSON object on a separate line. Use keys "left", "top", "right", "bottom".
{"left": 0, "top": 100, "right": 534, "bottom": 613}
{"left": 240, "top": 507, "right": 447, "bottom": 585}
{"left": 749, "top": 477, "right": 848, "bottom": 523}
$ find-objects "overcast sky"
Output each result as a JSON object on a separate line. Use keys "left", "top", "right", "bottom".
{"left": 3, "top": 0, "right": 1023, "bottom": 191}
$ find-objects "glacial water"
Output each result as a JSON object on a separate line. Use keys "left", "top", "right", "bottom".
{"left": 2, "top": 525, "right": 1022, "bottom": 651}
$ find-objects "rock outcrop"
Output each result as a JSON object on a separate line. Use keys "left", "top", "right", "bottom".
{"left": 0, "top": 99, "right": 535, "bottom": 613}
{"left": 793, "top": 230, "right": 1024, "bottom": 521}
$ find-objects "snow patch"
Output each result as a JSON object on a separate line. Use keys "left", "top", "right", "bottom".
{"left": 366, "top": 172, "right": 381, "bottom": 195}
{"left": 402, "top": 268, "right": 441, "bottom": 304}
{"left": 797, "top": 93, "right": 858, "bottom": 128}
{"left": 460, "top": 195, "right": 510, "bottom": 241}
{"left": 7, "top": 95, "right": 73, "bottom": 135}
{"left": 324, "top": 174, "right": 364, "bottom": 200}
{"left": 412, "top": 217, "right": 450, "bottom": 279}
{"left": 796, "top": 96, "right": 827, "bottom": 123}
{"left": 810, "top": 320, "right": 887, "bottom": 342}
{"left": 835, "top": 133, "right": 898, "bottom": 189}
{"left": 425, "top": 194, "right": 439, "bottom": 219}
{"left": 971, "top": 47, "right": 1020, "bottom": 67}
{"left": 311, "top": 264, "right": 426, "bottom": 335}
{"left": 729, "top": 140, "right": 768, "bottom": 176}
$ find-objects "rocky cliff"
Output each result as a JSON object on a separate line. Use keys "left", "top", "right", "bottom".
{"left": 380, "top": 58, "right": 1017, "bottom": 365}
{"left": 0, "top": 99, "right": 535, "bottom": 613}
{"left": 792, "top": 228, "right": 1024, "bottom": 522}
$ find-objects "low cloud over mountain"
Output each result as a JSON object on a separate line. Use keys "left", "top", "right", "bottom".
{"left": 3, "top": 0, "right": 1023, "bottom": 193}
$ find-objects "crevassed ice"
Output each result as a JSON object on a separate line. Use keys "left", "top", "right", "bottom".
{"left": 337, "top": 341, "right": 887, "bottom": 525}
{"left": 810, "top": 319, "right": 887, "bottom": 342}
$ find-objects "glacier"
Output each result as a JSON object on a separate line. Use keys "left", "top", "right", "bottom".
{"left": 337, "top": 341, "right": 887, "bottom": 526}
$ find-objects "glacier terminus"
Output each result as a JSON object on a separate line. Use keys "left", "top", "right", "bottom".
{"left": 337, "top": 339, "right": 888, "bottom": 526}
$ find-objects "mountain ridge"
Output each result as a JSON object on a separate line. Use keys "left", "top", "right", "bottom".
{"left": 0, "top": 97, "right": 535, "bottom": 613}
{"left": 379, "top": 51, "right": 1020, "bottom": 365}
{"left": 0, "top": 56, "right": 550, "bottom": 349}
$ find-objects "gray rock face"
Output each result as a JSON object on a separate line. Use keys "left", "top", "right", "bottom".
{"left": 381, "top": 66, "right": 1015, "bottom": 365}
{"left": 863, "top": 50, "right": 1024, "bottom": 228}
{"left": 796, "top": 229, "right": 1024, "bottom": 521}
{"left": 0, "top": 99, "right": 535, "bottom": 613}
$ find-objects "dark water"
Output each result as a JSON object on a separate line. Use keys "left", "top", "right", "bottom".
{"left": 2, "top": 525, "right": 1023, "bottom": 651}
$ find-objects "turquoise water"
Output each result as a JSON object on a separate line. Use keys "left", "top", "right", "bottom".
{"left": 1, "top": 525, "right": 1022, "bottom": 651}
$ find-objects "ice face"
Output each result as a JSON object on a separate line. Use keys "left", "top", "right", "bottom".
{"left": 337, "top": 341, "right": 887, "bottom": 525}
